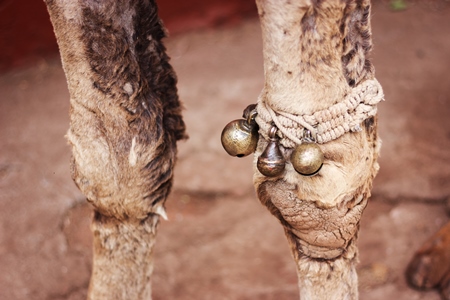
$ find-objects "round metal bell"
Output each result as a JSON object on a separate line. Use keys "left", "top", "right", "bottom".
{"left": 221, "top": 112, "right": 258, "bottom": 157}
{"left": 291, "top": 142, "right": 324, "bottom": 176}
{"left": 257, "top": 127, "right": 286, "bottom": 177}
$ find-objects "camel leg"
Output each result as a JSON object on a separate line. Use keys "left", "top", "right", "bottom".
{"left": 406, "top": 221, "right": 450, "bottom": 300}
{"left": 254, "top": 0, "right": 379, "bottom": 298}
{"left": 44, "top": 0, "right": 186, "bottom": 298}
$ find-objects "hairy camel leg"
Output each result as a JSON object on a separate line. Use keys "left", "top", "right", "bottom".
{"left": 406, "top": 221, "right": 450, "bottom": 300}
{"left": 44, "top": 0, "right": 186, "bottom": 298}
{"left": 254, "top": 0, "right": 378, "bottom": 299}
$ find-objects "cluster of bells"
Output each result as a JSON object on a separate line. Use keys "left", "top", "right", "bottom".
{"left": 220, "top": 107, "right": 324, "bottom": 177}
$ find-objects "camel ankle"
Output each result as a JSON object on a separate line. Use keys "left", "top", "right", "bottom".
{"left": 88, "top": 212, "right": 159, "bottom": 300}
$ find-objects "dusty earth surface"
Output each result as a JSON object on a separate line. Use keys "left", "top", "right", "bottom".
{"left": 1, "top": 2, "right": 450, "bottom": 300}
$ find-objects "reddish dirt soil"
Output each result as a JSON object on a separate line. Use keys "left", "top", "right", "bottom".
{"left": 0, "top": 1, "right": 449, "bottom": 299}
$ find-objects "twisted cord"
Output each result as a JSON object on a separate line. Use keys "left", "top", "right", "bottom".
{"left": 256, "top": 79, "right": 384, "bottom": 148}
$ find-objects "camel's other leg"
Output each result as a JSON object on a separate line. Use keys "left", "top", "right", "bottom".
{"left": 406, "top": 221, "right": 450, "bottom": 300}
{"left": 44, "top": 0, "right": 186, "bottom": 299}
{"left": 254, "top": 0, "right": 380, "bottom": 299}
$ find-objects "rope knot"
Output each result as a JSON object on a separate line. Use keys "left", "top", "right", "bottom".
{"left": 255, "top": 79, "right": 384, "bottom": 148}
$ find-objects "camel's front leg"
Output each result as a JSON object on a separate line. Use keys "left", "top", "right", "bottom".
{"left": 44, "top": 0, "right": 186, "bottom": 299}
{"left": 255, "top": 122, "right": 378, "bottom": 299}
{"left": 253, "top": 0, "right": 381, "bottom": 298}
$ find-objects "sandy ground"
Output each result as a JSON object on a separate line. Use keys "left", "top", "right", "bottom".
{"left": 0, "top": 2, "right": 449, "bottom": 299}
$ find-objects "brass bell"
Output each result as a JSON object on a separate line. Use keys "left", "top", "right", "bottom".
{"left": 221, "top": 110, "right": 258, "bottom": 157}
{"left": 257, "top": 126, "right": 286, "bottom": 177}
{"left": 291, "top": 130, "right": 324, "bottom": 176}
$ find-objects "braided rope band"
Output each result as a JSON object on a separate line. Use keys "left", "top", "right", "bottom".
{"left": 255, "top": 79, "right": 384, "bottom": 149}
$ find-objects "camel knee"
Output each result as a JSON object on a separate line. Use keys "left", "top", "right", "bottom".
{"left": 257, "top": 179, "right": 368, "bottom": 260}
{"left": 68, "top": 125, "right": 175, "bottom": 221}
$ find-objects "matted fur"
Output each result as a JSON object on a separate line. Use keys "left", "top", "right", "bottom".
{"left": 44, "top": 0, "right": 186, "bottom": 298}
{"left": 45, "top": 0, "right": 380, "bottom": 298}
{"left": 254, "top": 0, "right": 379, "bottom": 298}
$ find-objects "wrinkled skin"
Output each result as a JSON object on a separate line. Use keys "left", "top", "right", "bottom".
{"left": 255, "top": 117, "right": 379, "bottom": 261}
{"left": 258, "top": 180, "right": 367, "bottom": 259}
{"left": 253, "top": 0, "right": 380, "bottom": 298}
{"left": 253, "top": 117, "right": 379, "bottom": 300}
